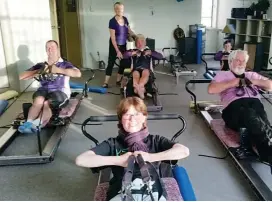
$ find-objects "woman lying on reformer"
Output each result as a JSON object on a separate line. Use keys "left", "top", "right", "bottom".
{"left": 122, "top": 34, "right": 163, "bottom": 99}
{"left": 75, "top": 97, "right": 189, "bottom": 200}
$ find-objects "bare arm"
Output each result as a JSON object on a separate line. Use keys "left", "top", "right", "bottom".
{"left": 149, "top": 144, "right": 189, "bottom": 162}
{"left": 128, "top": 26, "right": 136, "bottom": 37}
{"left": 252, "top": 79, "right": 272, "bottom": 91}
{"left": 109, "top": 29, "right": 120, "bottom": 53}
{"left": 208, "top": 78, "right": 239, "bottom": 94}
{"left": 134, "top": 143, "right": 189, "bottom": 163}
{"left": 57, "top": 67, "right": 81, "bottom": 78}
{"left": 75, "top": 150, "right": 131, "bottom": 168}
{"left": 19, "top": 70, "right": 39, "bottom": 80}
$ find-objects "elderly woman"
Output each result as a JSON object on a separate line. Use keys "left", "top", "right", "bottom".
{"left": 123, "top": 34, "right": 163, "bottom": 99}
{"left": 76, "top": 97, "right": 189, "bottom": 200}
{"left": 102, "top": 2, "right": 135, "bottom": 88}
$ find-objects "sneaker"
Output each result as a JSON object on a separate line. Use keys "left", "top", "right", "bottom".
{"left": 18, "top": 122, "right": 35, "bottom": 134}
{"left": 102, "top": 83, "right": 109, "bottom": 88}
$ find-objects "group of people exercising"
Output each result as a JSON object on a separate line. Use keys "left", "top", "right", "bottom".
{"left": 14, "top": 1, "right": 272, "bottom": 200}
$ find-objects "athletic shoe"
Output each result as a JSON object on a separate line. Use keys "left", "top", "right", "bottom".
{"left": 18, "top": 122, "right": 35, "bottom": 134}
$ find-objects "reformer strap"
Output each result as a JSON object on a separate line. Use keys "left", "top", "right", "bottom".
{"left": 232, "top": 72, "right": 258, "bottom": 97}
{"left": 121, "top": 155, "right": 136, "bottom": 201}
{"left": 137, "top": 155, "right": 164, "bottom": 201}
{"left": 121, "top": 154, "right": 164, "bottom": 201}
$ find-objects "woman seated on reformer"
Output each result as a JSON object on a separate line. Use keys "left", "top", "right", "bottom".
{"left": 214, "top": 40, "right": 232, "bottom": 71}
{"left": 123, "top": 34, "right": 163, "bottom": 99}
{"left": 76, "top": 97, "right": 189, "bottom": 201}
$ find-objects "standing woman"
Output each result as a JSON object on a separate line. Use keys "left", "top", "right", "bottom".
{"left": 102, "top": 2, "right": 135, "bottom": 88}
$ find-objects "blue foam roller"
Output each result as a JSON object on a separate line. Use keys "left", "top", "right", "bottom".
{"left": 173, "top": 166, "right": 196, "bottom": 201}
{"left": 196, "top": 30, "right": 202, "bottom": 64}
{"left": 88, "top": 87, "right": 107, "bottom": 94}
{"left": 70, "top": 82, "right": 107, "bottom": 94}
{"left": 70, "top": 82, "right": 84, "bottom": 89}
{"left": 0, "top": 100, "right": 8, "bottom": 116}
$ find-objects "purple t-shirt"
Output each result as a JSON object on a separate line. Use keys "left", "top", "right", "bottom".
{"left": 109, "top": 16, "right": 129, "bottom": 45}
{"left": 28, "top": 58, "right": 77, "bottom": 97}
{"left": 213, "top": 71, "right": 268, "bottom": 108}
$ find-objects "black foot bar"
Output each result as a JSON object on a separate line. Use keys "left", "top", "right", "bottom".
{"left": 81, "top": 114, "right": 186, "bottom": 146}
{"left": 185, "top": 79, "right": 212, "bottom": 113}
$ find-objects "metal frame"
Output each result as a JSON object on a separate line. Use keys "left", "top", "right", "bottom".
{"left": 122, "top": 68, "right": 163, "bottom": 112}
{"left": 81, "top": 113, "right": 187, "bottom": 185}
{"left": 185, "top": 79, "right": 272, "bottom": 200}
{"left": 0, "top": 72, "right": 94, "bottom": 166}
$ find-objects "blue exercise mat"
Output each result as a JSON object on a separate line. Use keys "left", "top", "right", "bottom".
{"left": 0, "top": 100, "right": 8, "bottom": 116}
{"left": 70, "top": 82, "right": 107, "bottom": 94}
{"left": 173, "top": 166, "right": 196, "bottom": 201}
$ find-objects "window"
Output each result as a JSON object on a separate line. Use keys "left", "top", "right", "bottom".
{"left": 201, "top": 0, "right": 217, "bottom": 28}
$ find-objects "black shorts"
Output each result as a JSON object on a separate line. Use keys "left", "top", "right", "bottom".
{"left": 33, "top": 90, "right": 69, "bottom": 108}
{"left": 133, "top": 68, "right": 150, "bottom": 76}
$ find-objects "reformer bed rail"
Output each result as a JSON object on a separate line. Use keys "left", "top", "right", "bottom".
{"left": 81, "top": 114, "right": 186, "bottom": 146}
{"left": 201, "top": 53, "right": 217, "bottom": 72}
{"left": 185, "top": 79, "right": 212, "bottom": 113}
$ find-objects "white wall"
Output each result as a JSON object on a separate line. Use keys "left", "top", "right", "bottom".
{"left": 79, "top": 0, "right": 201, "bottom": 69}
{"left": 0, "top": 0, "right": 52, "bottom": 92}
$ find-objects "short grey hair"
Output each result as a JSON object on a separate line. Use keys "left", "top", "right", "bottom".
{"left": 228, "top": 50, "right": 249, "bottom": 66}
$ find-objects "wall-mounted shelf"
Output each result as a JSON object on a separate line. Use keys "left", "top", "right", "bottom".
{"left": 224, "top": 18, "right": 272, "bottom": 70}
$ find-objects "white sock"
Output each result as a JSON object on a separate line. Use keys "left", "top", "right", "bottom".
{"left": 27, "top": 119, "right": 33, "bottom": 123}
{"left": 32, "top": 118, "right": 42, "bottom": 127}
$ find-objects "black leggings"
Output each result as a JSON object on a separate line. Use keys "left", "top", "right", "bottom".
{"left": 106, "top": 39, "right": 129, "bottom": 76}
{"left": 222, "top": 98, "right": 272, "bottom": 161}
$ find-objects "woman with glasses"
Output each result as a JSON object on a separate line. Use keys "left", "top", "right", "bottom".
{"left": 76, "top": 97, "right": 189, "bottom": 200}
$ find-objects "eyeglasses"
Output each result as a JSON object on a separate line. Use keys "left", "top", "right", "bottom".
{"left": 234, "top": 59, "right": 246, "bottom": 64}
{"left": 122, "top": 112, "right": 143, "bottom": 120}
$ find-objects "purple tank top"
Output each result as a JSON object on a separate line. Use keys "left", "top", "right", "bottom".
{"left": 109, "top": 16, "right": 129, "bottom": 45}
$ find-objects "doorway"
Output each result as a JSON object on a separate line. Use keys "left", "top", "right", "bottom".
{"left": 55, "top": 0, "right": 82, "bottom": 67}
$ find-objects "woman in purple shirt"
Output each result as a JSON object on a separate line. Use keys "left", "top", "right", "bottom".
{"left": 102, "top": 2, "right": 135, "bottom": 88}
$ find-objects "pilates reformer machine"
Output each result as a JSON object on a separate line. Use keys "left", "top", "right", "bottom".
{"left": 185, "top": 79, "right": 272, "bottom": 200}
{"left": 81, "top": 113, "right": 197, "bottom": 201}
{"left": 0, "top": 66, "right": 94, "bottom": 166}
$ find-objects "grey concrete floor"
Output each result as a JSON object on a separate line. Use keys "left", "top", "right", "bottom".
{"left": 0, "top": 63, "right": 269, "bottom": 200}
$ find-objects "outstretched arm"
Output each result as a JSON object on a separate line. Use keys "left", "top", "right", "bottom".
{"left": 208, "top": 78, "right": 239, "bottom": 94}
{"left": 134, "top": 143, "right": 189, "bottom": 163}
{"left": 75, "top": 150, "right": 132, "bottom": 168}
{"left": 51, "top": 64, "right": 81, "bottom": 78}
{"left": 19, "top": 70, "right": 40, "bottom": 80}
{"left": 252, "top": 79, "right": 272, "bottom": 91}
{"left": 151, "top": 51, "right": 163, "bottom": 60}
{"left": 19, "top": 63, "right": 44, "bottom": 80}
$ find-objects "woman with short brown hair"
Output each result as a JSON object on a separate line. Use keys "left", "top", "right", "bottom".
{"left": 76, "top": 97, "right": 189, "bottom": 200}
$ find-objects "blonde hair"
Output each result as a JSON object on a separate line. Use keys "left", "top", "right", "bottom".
{"left": 135, "top": 34, "right": 146, "bottom": 43}
{"left": 114, "top": 2, "right": 124, "bottom": 7}
{"left": 117, "top": 97, "right": 148, "bottom": 129}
